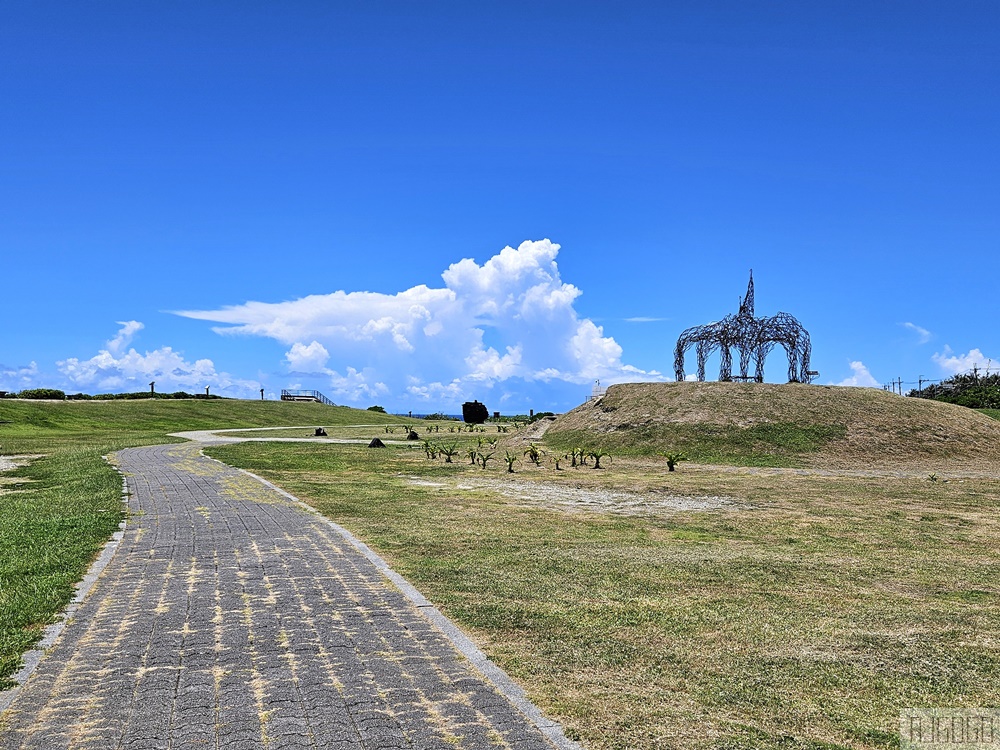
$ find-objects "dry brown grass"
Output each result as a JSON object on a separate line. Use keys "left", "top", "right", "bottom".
{"left": 546, "top": 382, "right": 1000, "bottom": 471}
{"left": 209, "top": 440, "right": 1000, "bottom": 750}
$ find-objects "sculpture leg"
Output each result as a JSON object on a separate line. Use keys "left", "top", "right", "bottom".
{"left": 800, "top": 336, "right": 812, "bottom": 383}
{"left": 739, "top": 347, "right": 752, "bottom": 380}
{"left": 696, "top": 342, "right": 708, "bottom": 381}
{"left": 787, "top": 345, "right": 799, "bottom": 382}
{"left": 674, "top": 344, "right": 686, "bottom": 382}
{"left": 754, "top": 345, "right": 768, "bottom": 382}
{"left": 720, "top": 347, "right": 733, "bottom": 382}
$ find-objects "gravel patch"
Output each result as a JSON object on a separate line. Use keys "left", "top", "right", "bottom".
{"left": 0, "top": 455, "right": 37, "bottom": 472}
{"left": 408, "top": 476, "right": 737, "bottom": 515}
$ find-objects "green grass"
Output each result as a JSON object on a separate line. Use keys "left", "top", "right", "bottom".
{"left": 5, "top": 397, "right": 1000, "bottom": 749}
{"left": 207, "top": 440, "right": 1000, "bottom": 750}
{"left": 0, "top": 397, "right": 393, "bottom": 687}
{"left": 979, "top": 409, "right": 1000, "bottom": 421}
{"left": 544, "top": 422, "right": 847, "bottom": 467}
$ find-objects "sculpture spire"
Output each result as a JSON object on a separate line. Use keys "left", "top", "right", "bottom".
{"left": 739, "top": 270, "right": 754, "bottom": 317}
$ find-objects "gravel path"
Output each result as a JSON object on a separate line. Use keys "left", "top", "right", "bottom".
{"left": 0, "top": 442, "right": 576, "bottom": 749}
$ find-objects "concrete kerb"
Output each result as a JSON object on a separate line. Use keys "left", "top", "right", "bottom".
{"left": 217, "top": 455, "right": 584, "bottom": 750}
{"left": 0, "top": 466, "right": 130, "bottom": 715}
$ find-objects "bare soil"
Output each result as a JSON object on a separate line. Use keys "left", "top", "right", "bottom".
{"left": 406, "top": 474, "right": 739, "bottom": 516}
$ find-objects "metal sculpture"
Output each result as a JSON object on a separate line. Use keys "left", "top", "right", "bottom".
{"left": 674, "top": 272, "right": 814, "bottom": 383}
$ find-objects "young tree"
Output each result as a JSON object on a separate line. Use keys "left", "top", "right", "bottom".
{"left": 588, "top": 449, "right": 611, "bottom": 469}
{"left": 523, "top": 443, "right": 545, "bottom": 465}
{"left": 660, "top": 451, "right": 687, "bottom": 472}
{"left": 439, "top": 443, "right": 459, "bottom": 463}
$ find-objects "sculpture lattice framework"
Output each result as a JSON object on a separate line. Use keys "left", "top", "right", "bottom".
{"left": 674, "top": 272, "right": 815, "bottom": 384}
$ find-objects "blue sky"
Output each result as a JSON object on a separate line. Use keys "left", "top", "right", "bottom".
{"left": 2, "top": 2, "right": 997, "bottom": 413}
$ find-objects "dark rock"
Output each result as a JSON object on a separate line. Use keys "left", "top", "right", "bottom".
{"left": 462, "top": 400, "right": 489, "bottom": 424}
{"left": 315, "top": 427, "right": 327, "bottom": 436}
{"left": 368, "top": 438, "right": 386, "bottom": 448}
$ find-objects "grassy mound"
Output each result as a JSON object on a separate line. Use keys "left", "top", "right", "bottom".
{"left": 545, "top": 381, "right": 1000, "bottom": 469}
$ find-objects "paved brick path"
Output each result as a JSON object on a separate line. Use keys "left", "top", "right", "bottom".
{"left": 0, "top": 443, "right": 571, "bottom": 749}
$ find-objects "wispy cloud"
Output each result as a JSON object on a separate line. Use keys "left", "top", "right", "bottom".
{"left": 932, "top": 346, "right": 997, "bottom": 375}
{"left": 0, "top": 361, "right": 40, "bottom": 391}
{"left": 177, "top": 239, "right": 667, "bottom": 406}
{"left": 835, "top": 360, "right": 880, "bottom": 388}
{"left": 902, "top": 322, "right": 932, "bottom": 344}
{"left": 624, "top": 316, "right": 668, "bottom": 323}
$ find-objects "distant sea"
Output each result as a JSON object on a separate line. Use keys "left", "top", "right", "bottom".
{"left": 392, "top": 413, "right": 464, "bottom": 420}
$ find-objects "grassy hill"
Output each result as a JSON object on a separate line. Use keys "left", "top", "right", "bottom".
{"left": 545, "top": 381, "right": 1000, "bottom": 470}
{"left": 0, "top": 397, "right": 396, "bottom": 687}
{"left": 0, "top": 397, "right": 396, "bottom": 453}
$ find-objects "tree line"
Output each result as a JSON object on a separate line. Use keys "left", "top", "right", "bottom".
{"left": 908, "top": 371, "right": 1000, "bottom": 409}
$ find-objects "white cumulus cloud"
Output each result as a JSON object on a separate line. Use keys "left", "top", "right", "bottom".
{"left": 835, "top": 361, "right": 880, "bottom": 388}
{"left": 176, "top": 239, "right": 666, "bottom": 407}
{"left": 57, "top": 321, "right": 260, "bottom": 396}
{"left": 106, "top": 320, "right": 144, "bottom": 355}
{"left": 285, "top": 341, "right": 331, "bottom": 373}
{"left": 932, "top": 346, "right": 997, "bottom": 375}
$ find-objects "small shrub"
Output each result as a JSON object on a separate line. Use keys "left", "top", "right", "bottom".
{"left": 524, "top": 443, "right": 545, "bottom": 465}
{"left": 17, "top": 388, "right": 66, "bottom": 400}
{"left": 439, "top": 443, "right": 459, "bottom": 463}
{"left": 588, "top": 449, "right": 611, "bottom": 469}
{"left": 660, "top": 451, "right": 687, "bottom": 472}
{"left": 367, "top": 405, "right": 387, "bottom": 413}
